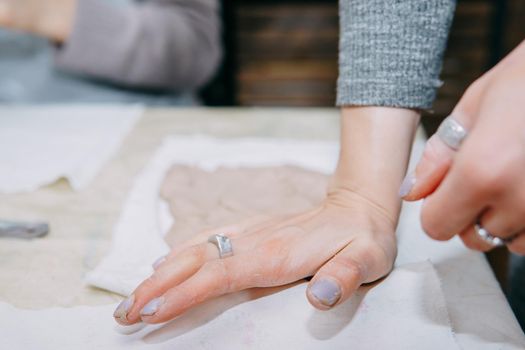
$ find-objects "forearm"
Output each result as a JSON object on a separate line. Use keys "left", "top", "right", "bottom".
{"left": 54, "top": 0, "right": 221, "bottom": 90}
{"left": 332, "top": 1, "right": 455, "bottom": 224}
{"left": 329, "top": 106, "right": 420, "bottom": 226}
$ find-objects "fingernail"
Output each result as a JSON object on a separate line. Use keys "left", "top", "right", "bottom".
{"left": 399, "top": 172, "right": 416, "bottom": 198}
{"left": 152, "top": 255, "right": 167, "bottom": 270}
{"left": 113, "top": 294, "right": 135, "bottom": 321}
{"left": 310, "top": 279, "right": 341, "bottom": 307}
{"left": 140, "top": 297, "right": 164, "bottom": 317}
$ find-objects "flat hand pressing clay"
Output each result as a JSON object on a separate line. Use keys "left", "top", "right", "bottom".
{"left": 160, "top": 165, "right": 328, "bottom": 247}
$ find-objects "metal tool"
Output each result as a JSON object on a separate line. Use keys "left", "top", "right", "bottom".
{"left": 0, "top": 220, "right": 49, "bottom": 239}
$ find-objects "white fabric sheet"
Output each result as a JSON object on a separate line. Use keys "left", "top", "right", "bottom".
{"left": 1, "top": 261, "right": 458, "bottom": 350}
{"left": 4, "top": 134, "right": 523, "bottom": 349}
{"left": 0, "top": 105, "right": 142, "bottom": 193}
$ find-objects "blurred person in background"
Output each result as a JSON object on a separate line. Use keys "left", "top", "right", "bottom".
{"left": 0, "top": 0, "right": 221, "bottom": 105}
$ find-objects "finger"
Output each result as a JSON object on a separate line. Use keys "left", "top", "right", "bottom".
{"left": 419, "top": 143, "right": 490, "bottom": 241}
{"left": 421, "top": 188, "right": 485, "bottom": 241}
{"left": 158, "top": 215, "right": 278, "bottom": 264}
{"left": 477, "top": 206, "right": 525, "bottom": 241}
{"left": 306, "top": 235, "right": 395, "bottom": 310}
{"left": 114, "top": 243, "right": 213, "bottom": 325}
{"left": 140, "top": 255, "right": 259, "bottom": 324}
{"left": 507, "top": 232, "right": 525, "bottom": 255}
{"left": 401, "top": 76, "right": 489, "bottom": 201}
{"left": 421, "top": 113, "right": 525, "bottom": 242}
{"left": 458, "top": 224, "right": 496, "bottom": 253}
{"left": 120, "top": 230, "right": 261, "bottom": 325}
{"left": 400, "top": 134, "right": 456, "bottom": 200}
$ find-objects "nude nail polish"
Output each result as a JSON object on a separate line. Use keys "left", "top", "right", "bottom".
{"left": 399, "top": 172, "right": 416, "bottom": 198}
{"left": 140, "top": 297, "right": 164, "bottom": 316}
{"left": 310, "top": 279, "right": 341, "bottom": 307}
{"left": 152, "top": 255, "right": 167, "bottom": 270}
{"left": 113, "top": 294, "right": 135, "bottom": 321}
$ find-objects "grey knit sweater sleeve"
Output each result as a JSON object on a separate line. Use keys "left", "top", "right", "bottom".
{"left": 337, "top": 0, "right": 456, "bottom": 109}
{"left": 54, "top": 0, "right": 221, "bottom": 91}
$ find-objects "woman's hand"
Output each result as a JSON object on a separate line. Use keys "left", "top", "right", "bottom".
{"left": 0, "top": 0, "right": 75, "bottom": 42}
{"left": 113, "top": 106, "right": 420, "bottom": 325}
{"left": 114, "top": 189, "right": 397, "bottom": 325}
{"left": 400, "top": 40, "right": 525, "bottom": 254}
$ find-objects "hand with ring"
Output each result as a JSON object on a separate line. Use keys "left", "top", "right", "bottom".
{"left": 400, "top": 40, "right": 525, "bottom": 255}
{"left": 114, "top": 195, "right": 397, "bottom": 325}
{"left": 114, "top": 107, "right": 418, "bottom": 325}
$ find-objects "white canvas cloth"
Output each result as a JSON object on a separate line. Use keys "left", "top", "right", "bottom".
{"left": 3, "top": 134, "right": 524, "bottom": 349}
{"left": 1, "top": 261, "right": 458, "bottom": 350}
{"left": 0, "top": 105, "right": 142, "bottom": 193}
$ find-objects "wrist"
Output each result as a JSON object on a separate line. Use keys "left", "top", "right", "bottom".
{"left": 325, "top": 186, "right": 399, "bottom": 232}
{"left": 330, "top": 106, "right": 420, "bottom": 224}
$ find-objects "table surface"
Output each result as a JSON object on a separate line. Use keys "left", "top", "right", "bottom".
{"left": 0, "top": 107, "right": 523, "bottom": 349}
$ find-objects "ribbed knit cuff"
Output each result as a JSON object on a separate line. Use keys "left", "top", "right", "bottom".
{"left": 337, "top": 80, "right": 441, "bottom": 110}
{"left": 337, "top": 0, "right": 456, "bottom": 110}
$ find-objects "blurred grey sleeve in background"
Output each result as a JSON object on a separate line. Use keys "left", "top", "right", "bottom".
{"left": 54, "top": 0, "right": 222, "bottom": 91}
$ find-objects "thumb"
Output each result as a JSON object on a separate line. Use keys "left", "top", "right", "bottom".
{"left": 400, "top": 77, "right": 488, "bottom": 201}
{"left": 306, "top": 237, "right": 395, "bottom": 310}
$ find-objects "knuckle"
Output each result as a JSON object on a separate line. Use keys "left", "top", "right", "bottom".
{"left": 359, "top": 238, "right": 387, "bottom": 263}
{"left": 420, "top": 209, "right": 447, "bottom": 241}
{"left": 259, "top": 235, "right": 291, "bottom": 266}
{"left": 331, "top": 257, "right": 364, "bottom": 284}
{"left": 205, "top": 260, "right": 234, "bottom": 292}
{"left": 458, "top": 158, "right": 484, "bottom": 187}
{"left": 458, "top": 76, "right": 489, "bottom": 109}
{"left": 184, "top": 244, "right": 208, "bottom": 261}
{"left": 460, "top": 233, "right": 478, "bottom": 250}
{"left": 423, "top": 136, "right": 453, "bottom": 166}
{"left": 452, "top": 78, "right": 485, "bottom": 118}
{"left": 256, "top": 249, "right": 290, "bottom": 285}
{"left": 481, "top": 169, "right": 508, "bottom": 193}
{"left": 460, "top": 232, "right": 492, "bottom": 252}
{"left": 359, "top": 238, "right": 395, "bottom": 281}
{"left": 458, "top": 155, "right": 508, "bottom": 195}
{"left": 463, "top": 77, "right": 485, "bottom": 98}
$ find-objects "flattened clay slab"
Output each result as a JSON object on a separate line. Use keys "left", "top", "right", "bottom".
{"left": 160, "top": 165, "right": 328, "bottom": 246}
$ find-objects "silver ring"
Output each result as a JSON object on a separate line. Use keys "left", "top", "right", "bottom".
{"left": 436, "top": 116, "right": 468, "bottom": 150}
{"left": 474, "top": 222, "right": 505, "bottom": 247}
{"left": 207, "top": 234, "right": 234, "bottom": 258}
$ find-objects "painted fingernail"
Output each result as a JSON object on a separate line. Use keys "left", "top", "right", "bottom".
{"left": 113, "top": 294, "right": 135, "bottom": 321}
{"left": 152, "top": 255, "right": 167, "bottom": 270}
{"left": 310, "top": 279, "right": 341, "bottom": 307}
{"left": 399, "top": 172, "right": 416, "bottom": 198}
{"left": 140, "top": 297, "right": 164, "bottom": 317}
